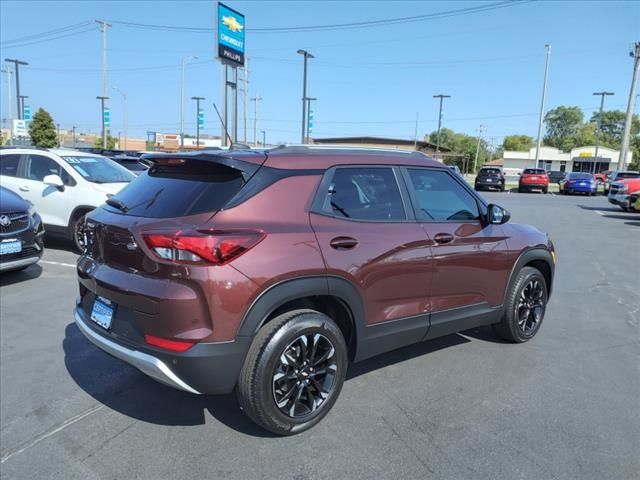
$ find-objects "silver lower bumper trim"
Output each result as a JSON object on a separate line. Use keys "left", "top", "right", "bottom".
{"left": 74, "top": 308, "right": 201, "bottom": 394}
{"left": 0, "top": 256, "right": 40, "bottom": 272}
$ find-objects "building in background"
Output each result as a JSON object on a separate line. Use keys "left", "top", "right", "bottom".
{"left": 311, "top": 136, "right": 452, "bottom": 159}
{"left": 501, "top": 146, "right": 633, "bottom": 176}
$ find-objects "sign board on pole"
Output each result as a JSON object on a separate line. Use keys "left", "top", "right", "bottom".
{"left": 198, "top": 109, "right": 205, "bottom": 129}
{"left": 104, "top": 108, "right": 111, "bottom": 128}
{"left": 308, "top": 110, "right": 314, "bottom": 134}
{"left": 24, "top": 106, "right": 31, "bottom": 124}
{"left": 155, "top": 132, "right": 165, "bottom": 144}
{"left": 217, "top": 2, "right": 245, "bottom": 67}
{"left": 12, "top": 119, "right": 27, "bottom": 137}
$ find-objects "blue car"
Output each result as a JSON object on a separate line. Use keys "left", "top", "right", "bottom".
{"left": 560, "top": 172, "right": 597, "bottom": 195}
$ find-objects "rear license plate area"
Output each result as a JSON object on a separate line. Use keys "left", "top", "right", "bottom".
{"left": 91, "top": 296, "right": 115, "bottom": 330}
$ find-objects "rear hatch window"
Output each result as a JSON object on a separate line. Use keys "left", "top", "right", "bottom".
{"left": 104, "top": 158, "right": 254, "bottom": 218}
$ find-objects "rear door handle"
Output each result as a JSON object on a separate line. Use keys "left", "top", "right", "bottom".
{"left": 19, "top": 186, "right": 29, "bottom": 192}
{"left": 330, "top": 236, "right": 359, "bottom": 250}
{"left": 433, "top": 233, "right": 454, "bottom": 245}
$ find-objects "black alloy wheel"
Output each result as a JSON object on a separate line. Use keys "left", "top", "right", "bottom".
{"left": 514, "top": 278, "right": 545, "bottom": 337}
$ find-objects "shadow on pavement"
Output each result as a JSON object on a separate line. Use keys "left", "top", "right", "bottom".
{"left": 64, "top": 323, "right": 474, "bottom": 436}
{"left": 43, "top": 234, "right": 77, "bottom": 254}
{"left": 577, "top": 204, "right": 620, "bottom": 212}
{"left": 625, "top": 220, "right": 640, "bottom": 227}
{"left": 0, "top": 263, "right": 43, "bottom": 286}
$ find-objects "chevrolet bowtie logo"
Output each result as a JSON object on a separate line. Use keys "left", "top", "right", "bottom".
{"left": 222, "top": 15, "right": 243, "bottom": 33}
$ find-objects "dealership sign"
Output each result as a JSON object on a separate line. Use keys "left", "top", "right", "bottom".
{"left": 217, "top": 2, "right": 245, "bottom": 67}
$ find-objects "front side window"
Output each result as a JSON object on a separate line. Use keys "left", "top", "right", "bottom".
{"left": 62, "top": 156, "right": 135, "bottom": 184}
{"left": 0, "top": 154, "right": 20, "bottom": 177}
{"left": 407, "top": 168, "right": 480, "bottom": 221}
{"left": 321, "top": 167, "right": 406, "bottom": 221}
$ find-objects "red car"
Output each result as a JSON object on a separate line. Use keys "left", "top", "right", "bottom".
{"left": 608, "top": 177, "right": 640, "bottom": 211}
{"left": 75, "top": 147, "right": 556, "bottom": 435}
{"left": 519, "top": 168, "right": 550, "bottom": 193}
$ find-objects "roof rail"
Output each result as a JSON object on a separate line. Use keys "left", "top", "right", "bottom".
{"left": 269, "top": 144, "right": 429, "bottom": 157}
{"left": 0, "top": 145, "right": 49, "bottom": 151}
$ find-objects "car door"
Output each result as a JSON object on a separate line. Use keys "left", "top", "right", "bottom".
{"left": 403, "top": 167, "right": 513, "bottom": 338}
{"left": 15, "top": 153, "right": 75, "bottom": 228}
{"left": 310, "top": 166, "right": 434, "bottom": 359}
{"left": 0, "top": 153, "right": 24, "bottom": 195}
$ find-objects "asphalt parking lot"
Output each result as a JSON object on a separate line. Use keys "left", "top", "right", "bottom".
{"left": 1, "top": 192, "right": 638, "bottom": 480}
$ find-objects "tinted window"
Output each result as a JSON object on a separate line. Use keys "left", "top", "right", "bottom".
{"left": 568, "top": 173, "right": 592, "bottom": 180}
{"left": 523, "top": 168, "right": 546, "bottom": 174}
{"left": 617, "top": 172, "right": 640, "bottom": 179}
{"left": 407, "top": 169, "right": 479, "bottom": 221}
{"left": 322, "top": 167, "right": 405, "bottom": 221}
{"left": 106, "top": 160, "right": 245, "bottom": 218}
{"left": 24, "top": 154, "right": 75, "bottom": 185}
{"left": 0, "top": 154, "right": 20, "bottom": 177}
{"left": 479, "top": 168, "right": 501, "bottom": 175}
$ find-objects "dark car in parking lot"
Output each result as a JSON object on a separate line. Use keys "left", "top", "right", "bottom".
{"left": 474, "top": 166, "right": 505, "bottom": 191}
{"left": 0, "top": 186, "right": 45, "bottom": 272}
{"left": 75, "top": 146, "right": 556, "bottom": 435}
{"left": 108, "top": 155, "right": 150, "bottom": 175}
{"left": 548, "top": 170, "right": 566, "bottom": 184}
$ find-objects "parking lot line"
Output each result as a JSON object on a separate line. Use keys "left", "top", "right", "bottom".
{"left": 40, "top": 260, "right": 76, "bottom": 268}
{"left": 0, "top": 404, "right": 105, "bottom": 465}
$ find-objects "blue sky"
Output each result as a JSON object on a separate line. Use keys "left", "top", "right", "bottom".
{"left": 1, "top": 0, "right": 638, "bottom": 146}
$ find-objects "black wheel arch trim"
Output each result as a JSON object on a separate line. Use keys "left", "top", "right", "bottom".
{"left": 504, "top": 248, "right": 555, "bottom": 302}
{"left": 69, "top": 205, "right": 96, "bottom": 227}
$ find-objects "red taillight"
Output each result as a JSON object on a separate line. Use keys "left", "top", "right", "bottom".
{"left": 142, "top": 229, "right": 265, "bottom": 265}
{"left": 144, "top": 334, "right": 195, "bottom": 352}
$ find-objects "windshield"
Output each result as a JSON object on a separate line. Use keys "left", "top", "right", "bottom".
{"left": 62, "top": 156, "right": 135, "bottom": 183}
{"left": 568, "top": 173, "right": 592, "bottom": 180}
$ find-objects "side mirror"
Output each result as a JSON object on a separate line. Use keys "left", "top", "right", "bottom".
{"left": 43, "top": 174, "right": 65, "bottom": 191}
{"left": 487, "top": 204, "right": 511, "bottom": 225}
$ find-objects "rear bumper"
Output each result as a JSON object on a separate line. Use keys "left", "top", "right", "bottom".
{"left": 74, "top": 300, "right": 251, "bottom": 395}
{"left": 475, "top": 180, "right": 503, "bottom": 188}
{"left": 519, "top": 183, "right": 548, "bottom": 190}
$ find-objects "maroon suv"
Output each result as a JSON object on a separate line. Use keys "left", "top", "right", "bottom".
{"left": 74, "top": 146, "right": 556, "bottom": 435}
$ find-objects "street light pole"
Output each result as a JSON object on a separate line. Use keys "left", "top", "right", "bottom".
{"left": 306, "top": 97, "right": 317, "bottom": 142}
{"left": 57, "top": 123, "right": 61, "bottom": 147}
{"left": 250, "top": 95, "right": 262, "bottom": 147}
{"left": 473, "top": 125, "right": 486, "bottom": 173}
{"left": 96, "top": 96, "right": 108, "bottom": 148}
{"left": 297, "top": 49, "right": 314, "bottom": 144}
{"left": 18, "top": 95, "right": 28, "bottom": 120}
{"left": 619, "top": 42, "right": 640, "bottom": 171}
{"left": 433, "top": 94, "right": 450, "bottom": 155}
{"left": 592, "top": 91, "right": 614, "bottom": 173}
{"left": 4, "top": 58, "right": 28, "bottom": 120}
{"left": 534, "top": 44, "right": 552, "bottom": 168}
{"left": 1, "top": 66, "right": 12, "bottom": 122}
{"left": 261, "top": 130, "right": 266, "bottom": 147}
{"left": 113, "top": 87, "right": 128, "bottom": 150}
{"left": 191, "top": 96, "right": 205, "bottom": 148}
{"left": 72, "top": 126, "right": 77, "bottom": 147}
{"left": 180, "top": 55, "right": 198, "bottom": 149}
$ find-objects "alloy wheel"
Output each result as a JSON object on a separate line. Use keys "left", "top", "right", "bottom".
{"left": 272, "top": 333, "right": 338, "bottom": 418}
{"left": 515, "top": 279, "right": 545, "bottom": 336}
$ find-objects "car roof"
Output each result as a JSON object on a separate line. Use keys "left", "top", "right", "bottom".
{"left": 144, "top": 145, "right": 445, "bottom": 170}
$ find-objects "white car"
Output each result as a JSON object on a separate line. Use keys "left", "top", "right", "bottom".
{"left": 0, "top": 147, "right": 135, "bottom": 250}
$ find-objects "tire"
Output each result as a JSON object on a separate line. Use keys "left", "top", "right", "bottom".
{"left": 494, "top": 267, "right": 548, "bottom": 343}
{"left": 237, "top": 309, "right": 348, "bottom": 436}
{"left": 543, "top": 187, "right": 548, "bottom": 194}
{"left": 518, "top": 186, "right": 524, "bottom": 193}
{"left": 474, "top": 185, "right": 481, "bottom": 191}
{"left": 71, "top": 212, "right": 89, "bottom": 253}
{"left": 604, "top": 189, "right": 609, "bottom": 196}
{"left": 500, "top": 184, "right": 505, "bottom": 192}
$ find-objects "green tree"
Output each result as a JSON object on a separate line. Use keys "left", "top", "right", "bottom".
{"left": 543, "top": 106, "right": 584, "bottom": 151}
{"left": 93, "top": 135, "right": 117, "bottom": 149}
{"left": 429, "top": 127, "right": 490, "bottom": 172}
{"left": 502, "top": 135, "right": 534, "bottom": 151}
{"left": 28, "top": 108, "right": 58, "bottom": 147}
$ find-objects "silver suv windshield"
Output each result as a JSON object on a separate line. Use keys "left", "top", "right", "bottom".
{"left": 62, "top": 156, "right": 135, "bottom": 184}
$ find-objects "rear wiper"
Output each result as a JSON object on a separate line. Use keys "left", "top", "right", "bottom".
{"left": 106, "top": 198, "right": 129, "bottom": 212}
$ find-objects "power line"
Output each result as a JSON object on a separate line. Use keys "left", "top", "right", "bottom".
{"left": 0, "top": 21, "right": 94, "bottom": 45}
{"left": 1, "top": 26, "right": 97, "bottom": 49}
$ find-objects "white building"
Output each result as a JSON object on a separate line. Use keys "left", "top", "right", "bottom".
{"left": 502, "top": 146, "right": 633, "bottom": 176}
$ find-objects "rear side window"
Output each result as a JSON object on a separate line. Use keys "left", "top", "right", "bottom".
{"left": 0, "top": 154, "right": 20, "bottom": 177}
{"left": 107, "top": 160, "right": 245, "bottom": 218}
{"left": 321, "top": 167, "right": 405, "bottom": 221}
{"left": 407, "top": 168, "right": 479, "bottom": 221}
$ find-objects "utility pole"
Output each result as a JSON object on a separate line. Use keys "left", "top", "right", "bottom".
{"left": 95, "top": 20, "right": 111, "bottom": 148}
{"left": 113, "top": 87, "right": 128, "bottom": 150}
{"left": 297, "top": 49, "right": 314, "bottom": 144}
{"left": 96, "top": 96, "right": 108, "bottom": 148}
{"left": 261, "top": 130, "right": 266, "bottom": 147}
{"left": 250, "top": 95, "right": 262, "bottom": 147}
{"left": 57, "top": 123, "right": 61, "bottom": 147}
{"left": 180, "top": 55, "right": 198, "bottom": 149}
{"left": 619, "top": 42, "right": 640, "bottom": 171}
{"left": 4, "top": 58, "right": 28, "bottom": 120}
{"left": 433, "top": 94, "right": 450, "bottom": 155}
{"left": 534, "top": 44, "right": 551, "bottom": 168}
{"left": 306, "top": 97, "right": 317, "bottom": 141}
{"left": 72, "top": 126, "right": 77, "bottom": 147}
{"left": 413, "top": 112, "right": 419, "bottom": 150}
{"left": 473, "top": 125, "right": 486, "bottom": 173}
{"left": 243, "top": 58, "right": 249, "bottom": 144}
{"left": 18, "top": 95, "right": 28, "bottom": 120}
{"left": 592, "top": 91, "right": 614, "bottom": 173}
{"left": 1, "top": 66, "right": 12, "bottom": 122}
{"left": 191, "top": 96, "right": 205, "bottom": 148}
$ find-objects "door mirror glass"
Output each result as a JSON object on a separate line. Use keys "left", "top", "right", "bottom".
{"left": 487, "top": 204, "right": 510, "bottom": 225}
{"left": 43, "top": 174, "right": 64, "bottom": 189}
